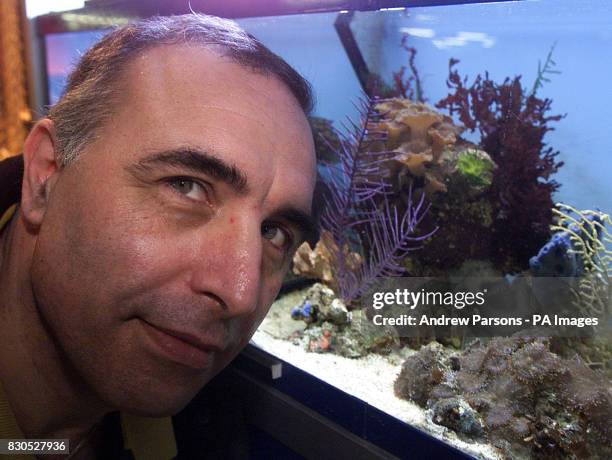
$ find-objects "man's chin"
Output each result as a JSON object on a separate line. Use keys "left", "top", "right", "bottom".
{"left": 113, "top": 390, "right": 198, "bottom": 417}
{"left": 93, "top": 368, "right": 213, "bottom": 417}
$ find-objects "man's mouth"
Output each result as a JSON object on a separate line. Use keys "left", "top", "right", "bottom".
{"left": 138, "top": 319, "right": 222, "bottom": 370}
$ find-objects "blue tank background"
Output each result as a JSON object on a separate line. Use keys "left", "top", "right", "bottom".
{"left": 237, "top": 0, "right": 612, "bottom": 215}
{"left": 45, "top": 0, "right": 611, "bottom": 215}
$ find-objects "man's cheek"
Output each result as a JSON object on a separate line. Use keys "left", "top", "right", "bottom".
{"left": 98, "top": 226, "right": 182, "bottom": 292}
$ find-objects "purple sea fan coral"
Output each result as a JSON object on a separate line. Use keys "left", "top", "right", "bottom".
{"left": 319, "top": 96, "right": 437, "bottom": 305}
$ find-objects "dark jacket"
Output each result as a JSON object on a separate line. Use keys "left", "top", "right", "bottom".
{"left": 0, "top": 154, "right": 23, "bottom": 217}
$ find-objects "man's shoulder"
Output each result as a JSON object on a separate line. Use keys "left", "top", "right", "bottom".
{"left": 78, "top": 411, "right": 177, "bottom": 460}
{"left": 120, "top": 413, "right": 177, "bottom": 460}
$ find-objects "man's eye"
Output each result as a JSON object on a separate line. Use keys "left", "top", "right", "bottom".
{"left": 261, "top": 223, "right": 292, "bottom": 251}
{"left": 168, "top": 178, "right": 209, "bottom": 202}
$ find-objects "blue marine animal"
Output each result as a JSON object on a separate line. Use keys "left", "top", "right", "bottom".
{"left": 529, "top": 213, "right": 603, "bottom": 277}
{"left": 529, "top": 232, "right": 578, "bottom": 276}
{"left": 291, "top": 300, "right": 317, "bottom": 323}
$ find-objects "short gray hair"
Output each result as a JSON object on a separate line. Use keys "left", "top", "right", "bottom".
{"left": 48, "top": 13, "right": 314, "bottom": 166}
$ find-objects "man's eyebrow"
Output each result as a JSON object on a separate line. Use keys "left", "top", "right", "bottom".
{"left": 134, "top": 147, "right": 249, "bottom": 194}
{"left": 273, "top": 207, "right": 320, "bottom": 248}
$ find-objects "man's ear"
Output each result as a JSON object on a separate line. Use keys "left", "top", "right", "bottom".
{"left": 21, "top": 118, "right": 60, "bottom": 230}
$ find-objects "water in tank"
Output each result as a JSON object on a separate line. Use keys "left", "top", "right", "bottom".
{"left": 242, "top": 1, "right": 611, "bottom": 459}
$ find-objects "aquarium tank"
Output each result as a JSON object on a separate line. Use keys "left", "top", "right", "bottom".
{"left": 37, "top": 0, "right": 610, "bottom": 458}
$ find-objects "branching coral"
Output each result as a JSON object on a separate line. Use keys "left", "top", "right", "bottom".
{"left": 392, "top": 36, "right": 426, "bottom": 103}
{"left": 530, "top": 42, "right": 561, "bottom": 97}
{"left": 550, "top": 203, "right": 611, "bottom": 317}
{"left": 293, "top": 96, "right": 436, "bottom": 305}
{"left": 436, "top": 60, "right": 565, "bottom": 272}
{"left": 367, "top": 37, "right": 425, "bottom": 102}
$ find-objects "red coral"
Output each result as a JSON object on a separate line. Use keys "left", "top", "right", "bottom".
{"left": 392, "top": 36, "right": 426, "bottom": 102}
{"left": 367, "top": 38, "right": 426, "bottom": 102}
{"left": 436, "top": 61, "right": 565, "bottom": 272}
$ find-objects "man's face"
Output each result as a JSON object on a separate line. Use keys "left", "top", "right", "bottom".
{"left": 30, "top": 45, "right": 316, "bottom": 415}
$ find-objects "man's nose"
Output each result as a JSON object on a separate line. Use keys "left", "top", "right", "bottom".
{"left": 189, "top": 214, "right": 262, "bottom": 318}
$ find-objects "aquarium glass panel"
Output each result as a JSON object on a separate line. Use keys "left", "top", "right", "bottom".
{"left": 247, "top": 2, "right": 612, "bottom": 459}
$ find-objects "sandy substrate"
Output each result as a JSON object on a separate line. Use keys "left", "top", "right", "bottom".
{"left": 251, "top": 328, "right": 502, "bottom": 460}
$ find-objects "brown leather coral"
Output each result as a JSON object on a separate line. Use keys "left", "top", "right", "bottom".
{"left": 373, "top": 99, "right": 471, "bottom": 197}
